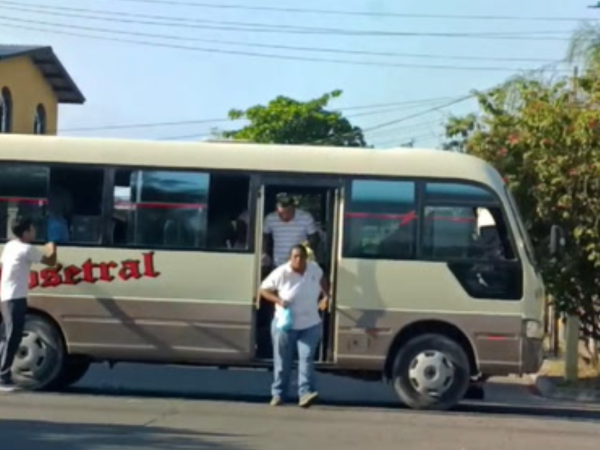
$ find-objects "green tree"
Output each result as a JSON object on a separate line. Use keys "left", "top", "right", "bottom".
{"left": 444, "top": 74, "right": 600, "bottom": 340}
{"left": 222, "top": 90, "right": 367, "bottom": 147}
{"left": 442, "top": 114, "right": 478, "bottom": 152}
{"left": 567, "top": 21, "right": 600, "bottom": 75}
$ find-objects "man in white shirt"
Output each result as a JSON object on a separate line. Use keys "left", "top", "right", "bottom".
{"left": 263, "top": 193, "right": 320, "bottom": 267}
{"left": 259, "top": 244, "right": 330, "bottom": 408}
{"left": 0, "top": 216, "right": 58, "bottom": 391}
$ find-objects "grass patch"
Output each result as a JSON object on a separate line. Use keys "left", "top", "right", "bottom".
{"left": 540, "top": 358, "right": 600, "bottom": 389}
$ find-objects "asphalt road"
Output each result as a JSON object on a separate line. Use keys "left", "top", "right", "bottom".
{"left": 2, "top": 363, "right": 600, "bottom": 450}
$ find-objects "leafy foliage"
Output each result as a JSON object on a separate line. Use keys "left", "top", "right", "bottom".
{"left": 444, "top": 75, "right": 600, "bottom": 339}
{"left": 567, "top": 21, "right": 600, "bottom": 75}
{"left": 222, "top": 90, "right": 367, "bottom": 147}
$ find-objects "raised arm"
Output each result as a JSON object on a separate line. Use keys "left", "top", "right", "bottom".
{"left": 40, "top": 242, "right": 58, "bottom": 267}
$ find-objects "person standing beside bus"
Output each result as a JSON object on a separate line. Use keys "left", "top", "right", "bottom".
{"left": 0, "top": 217, "right": 58, "bottom": 391}
{"left": 259, "top": 244, "right": 330, "bottom": 408}
{"left": 263, "top": 193, "right": 320, "bottom": 268}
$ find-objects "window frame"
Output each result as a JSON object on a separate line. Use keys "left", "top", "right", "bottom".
{"left": 0, "top": 158, "right": 523, "bottom": 263}
{"left": 106, "top": 165, "right": 256, "bottom": 253}
{"left": 0, "top": 162, "right": 49, "bottom": 244}
{"left": 342, "top": 175, "right": 419, "bottom": 261}
{"left": 33, "top": 104, "right": 47, "bottom": 135}
{"left": 418, "top": 178, "right": 520, "bottom": 264}
{"left": 0, "top": 87, "right": 12, "bottom": 134}
{"left": 504, "top": 186, "right": 537, "bottom": 269}
{"left": 0, "top": 161, "right": 257, "bottom": 253}
{"left": 113, "top": 167, "right": 211, "bottom": 251}
{"left": 340, "top": 175, "right": 521, "bottom": 265}
{"left": 0, "top": 161, "right": 110, "bottom": 247}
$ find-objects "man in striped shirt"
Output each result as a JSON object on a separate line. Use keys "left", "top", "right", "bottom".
{"left": 263, "top": 193, "right": 320, "bottom": 268}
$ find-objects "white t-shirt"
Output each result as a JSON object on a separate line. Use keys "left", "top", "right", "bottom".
{"left": 261, "top": 261, "right": 323, "bottom": 330}
{"left": 264, "top": 209, "right": 317, "bottom": 266}
{"left": 0, "top": 240, "right": 43, "bottom": 302}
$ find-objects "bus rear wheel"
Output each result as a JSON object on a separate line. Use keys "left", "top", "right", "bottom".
{"left": 392, "top": 333, "right": 470, "bottom": 411}
{"left": 11, "top": 314, "right": 66, "bottom": 391}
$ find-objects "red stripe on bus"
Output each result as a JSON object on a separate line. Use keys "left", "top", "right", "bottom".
{"left": 345, "top": 212, "right": 410, "bottom": 220}
{"left": 345, "top": 212, "right": 475, "bottom": 223}
{"left": 0, "top": 198, "right": 48, "bottom": 205}
{"left": 115, "top": 202, "right": 207, "bottom": 210}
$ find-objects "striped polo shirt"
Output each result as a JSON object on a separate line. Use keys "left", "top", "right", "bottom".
{"left": 264, "top": 209, "right": 317, "bottom": 266}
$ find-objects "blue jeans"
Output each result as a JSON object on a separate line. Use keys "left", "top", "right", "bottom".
{"left": 271, "top": 321, "right": 322, "bottom": 399}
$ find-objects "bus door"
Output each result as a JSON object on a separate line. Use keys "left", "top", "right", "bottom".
{"left": 252, "top": 175, "right": 343, "bottom": 362}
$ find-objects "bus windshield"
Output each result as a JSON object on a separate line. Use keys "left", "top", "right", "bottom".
{"left": 505, "top": 187, "right": 537, "bottom": 267}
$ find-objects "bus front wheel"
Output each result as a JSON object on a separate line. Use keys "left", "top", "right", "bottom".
{"left": 392, "top": 333, "right": 470, "bottom": 410}
{"left": 11, "top": 314, "right": 66, "bottom": 391}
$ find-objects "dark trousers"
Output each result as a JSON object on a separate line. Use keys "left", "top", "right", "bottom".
{"left": 0, "top": 298, "right": 27, "bottom": 382}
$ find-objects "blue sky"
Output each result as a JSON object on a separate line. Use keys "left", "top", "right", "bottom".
{"left": 2, "top": 0, "right": 595, "bottom": 148}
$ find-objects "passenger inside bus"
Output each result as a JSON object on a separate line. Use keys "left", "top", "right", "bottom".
{"left": 46, "top": 167, "right": 104, "bottom": 244}
{"left": 262, "top": 192, "right": 320, "bottom": 268}
{"left": 111, "top": 170, "right": 251, "bottom": 249}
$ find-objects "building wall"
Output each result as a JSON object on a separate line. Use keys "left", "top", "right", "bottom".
{"left": 0, "top": 56, "right": 58, "bottom": 135}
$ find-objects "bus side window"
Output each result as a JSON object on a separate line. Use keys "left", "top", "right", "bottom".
{"left": 343, "top": 179, "right": 417, "bottom": 260}
{"left": 47, "top": 166, "right": 105, "bottom": 244}
{"left": 421, "top": 183, "right": 515, "bottom": 261}
{"left": 421, "top": 182, "right": 521, "bottom": 300}
{"left": 112, "top": 170, "right": 251, "bottom": 251}
{"left": 0, "top": 164, "right": 48, "bottom": 242}
{"left": 113, "top": 169, "right": 209, "bottom": 249}
{"left": 205, "top": 173, "right": 251, "bottom": 251}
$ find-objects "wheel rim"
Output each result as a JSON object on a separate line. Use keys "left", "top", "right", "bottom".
{"left": 12, "top": 330, "right": 53, "bottom": 378}
{"left": 408, "top": 350, "right": 455, "bottom": 398}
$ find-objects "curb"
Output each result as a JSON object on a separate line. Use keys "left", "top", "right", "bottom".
{"left": 532, "top": 374, "right": 600, "bottom": 403}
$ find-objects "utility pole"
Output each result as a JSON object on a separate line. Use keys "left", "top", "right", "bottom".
{"left": 572, "top": 65, "right": 579, "bottom": 103}
{"left": 564, "top": 64, "right": 581, "bottom": 382}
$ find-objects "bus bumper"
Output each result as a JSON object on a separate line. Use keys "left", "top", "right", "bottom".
{"left": 521, "top": 337, "right": 544, "bottom": 374}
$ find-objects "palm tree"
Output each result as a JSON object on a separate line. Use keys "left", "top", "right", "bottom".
{"left": 567, "top": 22, "right": 600, "bottom": 74}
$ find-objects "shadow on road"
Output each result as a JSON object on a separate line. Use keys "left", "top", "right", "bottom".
{"left": 1, "top": 419, "right": 248, "bottom": 450}
{"left": 60, "top": 385, "right": 600, "bottom": 423}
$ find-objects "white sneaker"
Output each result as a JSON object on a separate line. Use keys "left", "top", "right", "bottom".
{"left": 0, "top": 381, "right": 18, "bottom": 392}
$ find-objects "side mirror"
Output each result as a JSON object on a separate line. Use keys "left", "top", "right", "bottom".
{"left": 549, "top": 225, "right": 566, "bottom": 257}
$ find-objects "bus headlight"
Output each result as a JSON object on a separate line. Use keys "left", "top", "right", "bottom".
{"left": 524, "top": 320, "right": 544, "bottom": 339}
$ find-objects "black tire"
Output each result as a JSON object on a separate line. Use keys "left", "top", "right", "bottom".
{"left": 11, "top": 314, "right": 66, "bottom": 391}
{"left": 51, "top": 357, "right": 91, "bottom": 390}
{"left": 392, "top": 333, "right": 471, "bottom": 411}
{"left": 465, "top": 383, "right": 485, "bottom": 400}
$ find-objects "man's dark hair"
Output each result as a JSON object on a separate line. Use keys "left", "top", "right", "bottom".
{"left": 11, "top": 216, "right": 34, "bottom": 238}
{"left": 276, "top": 193, "right": 294, "bottom": 208}
{"left": 290, "top": 244, "right": 308, "bottom": 258}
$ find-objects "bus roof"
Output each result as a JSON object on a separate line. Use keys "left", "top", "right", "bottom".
{"left": 0, "top": 134, "right": 504, "bottom": 188}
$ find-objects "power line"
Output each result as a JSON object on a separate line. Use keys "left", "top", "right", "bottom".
{"left": 61, "top": 118, "right": 230, "bottom": 132}
{"left": 157, "top": 131, "right": 213, "bottom": 140}
{"left": 0, "top": 4, "right": 572, "bottom": 62}
{"left": 366, "top": 120, "right": 444, "bottom": 139}
{"left": 0, "top": 1, "right": 363, "bottom": 34}
{"left": 0, "top": 6, "right": 566, "bottom": 63}
{"left": 342, "top": 97, "right": 456, "bottom": 112}
{"left": 374, "top": 132, "right": 440, "bottom": 148}
{"left": 76, "top": 0, "right": 593, "bottom": 23}
{"left": 1, "top": 18, "right": 563, "bottom": 72}
{"left": 0, "top": 8, "right": 572, "bottom": 41}
{"left": 0, "top": 2, "right": 573, "bottom": 40}
{"left": 61, "top": 97, "right": 456, "bottom": 132}
{"left": 350, "top": 105, "right": 443, "bottom": 119}
{"left": 304, "top": 60, "right": 562, "bottom": 146}
{"left": 303, "top": 96, "right": 473, "bottom": 146}
{"left": 362, "top": 96, "right": 473, "bottom": 134}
